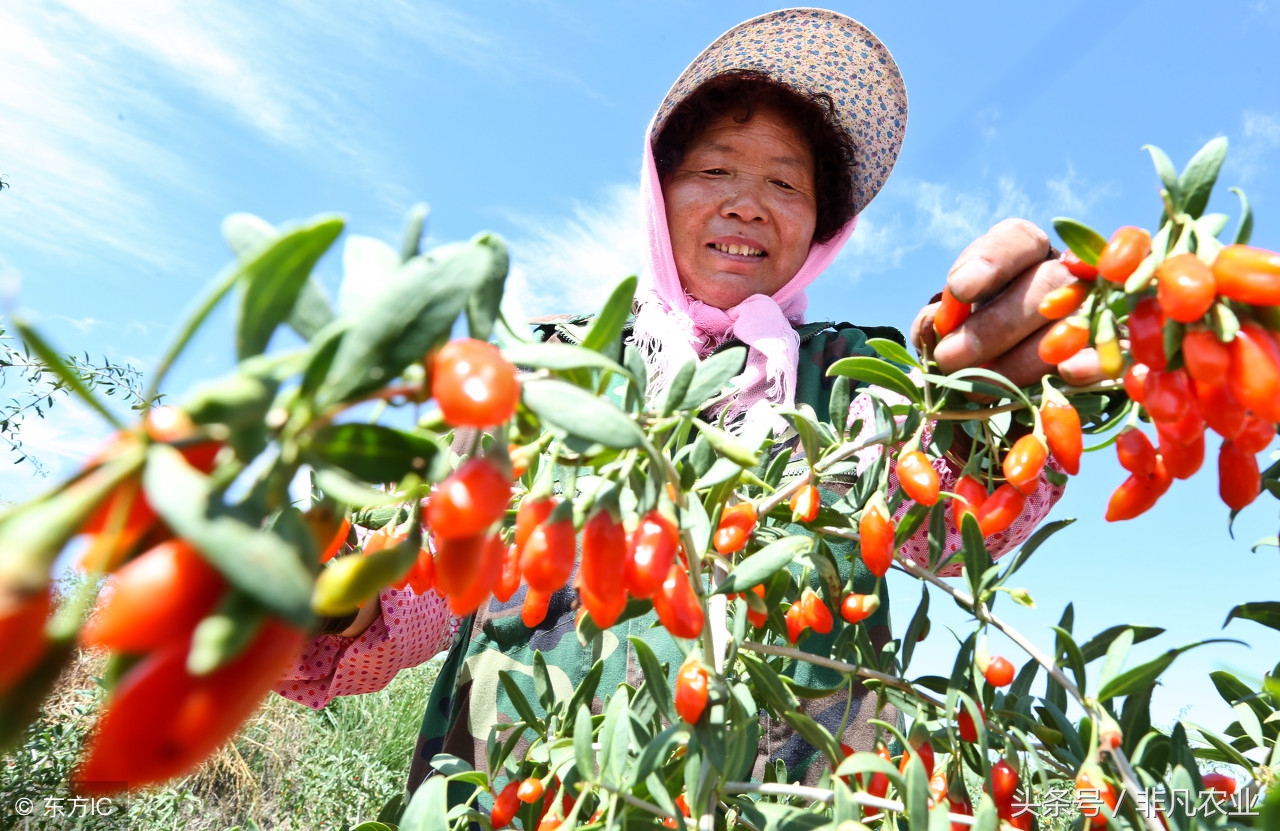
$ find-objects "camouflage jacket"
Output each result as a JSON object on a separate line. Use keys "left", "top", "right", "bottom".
{"left": 406, "top": 318, "right": 911, "bottom": 798}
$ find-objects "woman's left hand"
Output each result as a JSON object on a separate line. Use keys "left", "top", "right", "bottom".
{"left": 910, "top": 218, "right": 1106, "bottom": 388}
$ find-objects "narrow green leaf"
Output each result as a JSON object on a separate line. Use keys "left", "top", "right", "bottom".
{"left": 1097, "top": 639, "right": 1243, "bottom": 700}
{"left": 1053, "top": 218, "right": 1108, "bottom": 265}
{"left": 1179, "top": 136, "right": 1229, "bottom": 219}
{"left": 828, "top": 375, "right": 852, "bottom": 439}
{"left": 398, "top": 772, "right": 447, "bottom": 831}
{"left": 287, "top": 277, "right": 336, "bottom": 341}
{"left": 400, "top": 203, "right": 429, "bottom": 261}
{"left": 532, "top": 651, "right": 555, "bottom": 713}
{"left": 580, "top": 276, "right": 636, "bottom": 360}
{"left": 601, "top": 692, "right": 631, "bottom": 786}
{"left": 826, "top": 356, "right": 922, "bottom": 405}
{"left": 143, "top": 445, "right": 313, "bottom": 626}
{"left": 713, "top": 536, "right": 811, "bottom": 595}
{"left": 502, "top": 342, "right": 634, "bottom": 381}
{"left": 1224, "top": 601, "right": 1280, "bottom": 633}
{"left": 1143, "top": 145, "right": 1183, "bottom": 210}
{"left": 1000, "top": 518, "right": 1073, "bottom": 580}
{"left": 312, "top": 468, "right": 402, "bottom": 509}
{"left": 692, "top": 418, "right": 760, "bottom": 468}
{"left": 1047, "top": 625, "right": 1088, "bottom": 695}
{"left": 971, "top": 794, "right": 999, "bottom": 831}
{"left": 628, "top": 724, "right": 683, "bottom": 789}
{"left": 464, "top": 232, "right": 510, "bottom": 342}
{"left": 629, "top": 636, "right": 676, "bottom": 721}
{"left": 1096, "top": 627, "right": 1134, "bottom": 695}
{"left": 574, "top": 704, "right": 594, "bottom": 782}
{"left": 902, "top": 747, "right": 930, "bottom": 831}
{"left": 523, "top": 379, "right": 645, "bottom": 449}
{"left": 894, "top": 502, "right": 931, "bottom": 550}
{"left": 12, "top": 318, "right": 124, "bottom": 430}
{"left": 960, "top": 512, "right": 991, "bottom": 601}
{"left": 678, "top": 347, "right": 747, "bottom": 411}
{"left": 1231, "top": 187, "right": 1254, "bottom": 245}
{"left": 866, "top": 337, "right": 920, "bottom": 369}
{"left": 565, "top": 659, "right": 605, "bottom": 720}
{"left": 498, "top": 670, "right": 544, "bottom": 731}
{"left": 1189, "top": 722, "right": 1259, "bottom": 772}
{"left": 237, "top": 216, "right": 344, "bottom": 359}
{"left": 900, "top": 583, "right": 930, "bottom": 671}
{"left": 1078, "top": 625, "right": 1164, "bottom": 663}
{"left": 305, "top": 424, "right": 448, "bottom": 485}
{"left": 739, "top": 653, "right": 800, "bottom": 712}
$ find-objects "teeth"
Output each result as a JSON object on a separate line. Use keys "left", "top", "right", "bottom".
{"left": 713, "top": 243, "right": 764, "bottom": 257}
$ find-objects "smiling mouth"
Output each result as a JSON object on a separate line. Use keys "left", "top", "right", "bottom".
{"left": 709, "top": 242, "right": 766, "bottom": 257}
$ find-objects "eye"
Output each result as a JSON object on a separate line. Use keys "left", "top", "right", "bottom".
{"left": 770, "top": 179, "right": 797, "bottom": 191}
{"left": 698, "top": 168, "right": 729, "bottom": 176}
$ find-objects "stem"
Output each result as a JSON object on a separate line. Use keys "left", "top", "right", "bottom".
{"left": 596, "top": 783, "right": 673, "bottom": 821}
{"left": 145, "top": 262, "right": 242, "bottom": 402}
{"left": 719, "top": 781, "right": 976, "bottom": 826}
{"left": 930, "top": 380, "right": 1126, "bottom": 421}
{"left": 738, "top": 641, "right": 946, "bottom": 710}
{"left": 755, "top": 428, "right": 894, "bottom": 515}
{"left": 1105, "top": 746, "right": 1166, "bottom": 831}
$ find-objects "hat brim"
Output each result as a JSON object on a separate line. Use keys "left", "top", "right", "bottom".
{"left": 651, "top": 8, "right": 908, "bottom": 218}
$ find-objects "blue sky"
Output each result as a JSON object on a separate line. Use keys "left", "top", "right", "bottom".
{"left": 3, "top": 1, "right": 1280, "bottom": 743}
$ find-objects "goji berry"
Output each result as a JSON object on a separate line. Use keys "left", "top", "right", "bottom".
{"left": 799, "top": 588, "right": 833, "bottom": 635}
{"left": 1038, "top": 281, "right": 1090, "bottom": 319}
{"left": 1235, "top": 413, "right": 1276, "bottom": 454}
{"left": 934, "top": 286, "right": 971, "bottom": 338}
{"left": 1201, "top": 772, "right": 1238, "bottom": 797}
{"left": 984, "top": 655, "right": 1015, "bottom": 688}
{"left": 430, "top": 338, "right": 521, "bottom": 428}
{"left": 957, "top": 700, "right": 983, "bottom": 743}
{"left": 1156, "top": 398, "right": 1207, "bottom": 447}
{"left": 520, "top": 517, "right": 575, "bottom": 594}
{"left": 1182, "top": 329, "right": 1231, "bottom": 387}
{"left": 712, "top": 502, "right": 757, "bottom": 554}
{"left": 1228, "top": 324, "right": 1280, "bottom": 423}
{"left": 80, "top": 472, "right": 158, "bottom": 573}
{"left": 989, "top": 758, "right": 1019, "bottom": 805}
{"left": 1157, "top": 253, "right": 1217, "bottom": 322}
{"left": 491, "top": 543, "right": 520, "bottom": 603}
{"left": 428, "top": 458, "right": 511, "bottom": 540}
{"left": 1127, "top": 297, "right": 1168, "bottom": 371}
{"left": 1212, "top": 244, "right": 1280, "bottom": 306}
{"left": 1002, "top": 434, "right": 1048, "bottom": 495}
{"left": 1097, "top": 226, "right": 1150, "bottom": 284}
{"left": 1106, "top": 458, "right": 1172, "bottom": 522}
{"left": 1038, "top": 317, "right": 1090, "bottom": 365}
{"left": 977, "top": 484, "right": 1026, "bottom": 537}
{"left": 674, "top": 656, "right": 709, "bottom": 724}
{"left": 652, "top": 564, "right": 703, "bottom": 640}
{"left": 900, "top": 727, "right": 935, "bottom": 779}
{"left": 490, "top": 781, "right": 521, "bottom": 828}
{"left": 76, "top": 617, "right": 305, "bottom": 793}
{"left": 859, "top": 495, "right": 895, "bottom": 577}
{"left": 81, "top": 540, "right": 226, "bottom": 654}
{"left": 580, "top": 508, "right": 626, "bottom": 603}
{"left": 1075, "top": 767, "right": 1117, "bottom": 828}
{"left": 432, "top": 533, "right": 484, "bottom": 598}
{"left": 515, "top": 496, "right": 557, "bottom": 555}
{"left": 625, "top": 510, "right": 680, "bottom": 599}
{"left": 840, "top": 592, "right": 880, "bottom": 625}
{"left": 521, "top": 588, "right": 552, "bottom": 628}
{"left": 1116, "top": 428, "right": 1157, "bottom": 477}
{"left": 856, "top": 744, "right": 893, "bottom": 799}
{"left": 785, "top": 602, "right": 805, "bottom": 644}
{"left": 1218, "top": 440, "right": 1261, "bottom": 510}
{"left": 446, "top": 532, "right": 503, "bottom": 616}
{"left": 1060, "top": 249, "right": 1099, "bottom": 280}
{"left": 1041, "top": 399, "right": 1082, "bottom": 475}
{"left": 950, "top": 475, "right": 988, "bottom": 534}
{"left": 1196, "top": 378, "right": 1248, "bottom": 441}
{"left": 578, "top": 581, "right": 627, "bottom": 629}
{"left": 408, "top": 546, "right": 436, "bottom": 596}
{"left": 518, "top": 778, "right": 545, "bottom": 803}
{"left": 0, "top": 586, "right": 51, "bottom": 695}
{"left": 1124, "top": 363, "right": 1149, "bottom": 404}
{"left": 317, "top": 517, "right": 351, "bottom": 564}
{"left": 789, "top": 483, "right": 820, "bottom": 523}
{"left": 1143, "top": 368, "right": 1194, "bottom": 423}
{"left": 896, "top": 450, "right": 940, "bottom": 505}
{"left": 1157, "top": 426, "right": 1205, "bottom": 480}
{"left": 745, "top": 584, "right": 768, "bottom": 628}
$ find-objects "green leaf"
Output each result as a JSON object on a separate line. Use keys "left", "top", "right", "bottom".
{"left": 628, "top": 724, "right": 684, "bottom": 789}
{"left": 1189, "top": 722, "right": 1259, "bottom": 772}
{"left": 739, "top": 653, "right": 800, "bottom": 713}
{"left": 398, "top": 773, "right": 448, "bottom": 831}
{"left": 237, "top": 215, "right": 344, "bottom": 359}
{"left": 866, "top": 337, "right": 920, "bottom": 369}
{"left": 1096, "top": 627, "right": 1134, "bottom": 696}
{"left": 400, "top": 203, "right": 429, "bottom": 261}
{"left": 1179, "top": 136, "right": 1229, "bottom": 219}
{"left": 692, "top": 418, "right": 760, "bottom": 468}
{"left": 305, "top": 424, "right": 448, "bottom": 485}
{"left": 313, "top": 469, "right": 402, "bottom": 509}
{"left": 1078, "top": 625, "right": 1164, "bottom": 663}
{"left": 287, "top": 277, "right": 336, "bottom": 341}
{"left": 678, "top": 347, "right": 747, "bottom": 411}
{"left": 826, "top": 356, "right": 922, "bottom": 405}
{"left": 183, "top": 372, "right": 278, "bottom": 429}
{"left": 565, "top": 659, "right": 605, "bottom": 720}
{"left": 503, "top": 342, "right": 634, "bottom": 382}
{"left": 574, "top": 704, "right": 595, "bottom": 782}
{"left": 222, "top": 212, "right": 276, "bottom": 257}
{"left": 1224, "top": 601, "right": 1280, "bottom": 633}
{"left": 600, "top": 692, "right": 631, "bottom": 787}
{"left": 523, "top": 379, "right": 645, "bottom": 449}
{"left": 657, "top": 358, "right": 696, "bottom": 417}
{"left": 464, "top": 232, "right": 510, "bottom": 342}
{"left": 1097, "top": 639, "right": 1243, "bottom": 700}
{"left": 1052, "top": 218, "right": 1108, "bottom": 266}
{"left": 1143, "top": 145, "right": 1183, "bottom": 211}
{"left": 999, "top": 518, "right": 1072, "bottom": 580}
{"left": 143, "top": 445, "right": 313, "bottom": 626}
{"left": 498, "top": 670, "right": 545, "bottom": 732}
{"left": 629, "top": 636, "right": 675, "bottom": 722}
{"left": 971, "top": 794, "right": 998, "bottom": 831}
{"left": 532, "top": 651, "right": 555, "bottom": 713}
{"left": 322, "top": 233, "right": 503, "bottom": 404}
{"left": 1048, "top": 625, "right": 1088, "bottom": 696}
{"left": 960, "top": 512, "right": 991, "bottom": 601}
{"left": 900, "top": 583, "right": 930, "bottom": 672}
{"left": 12, "top": 317, "right": 125, "bottom": 430}
{"left": 902, "top": 745, "right": 930, "bottom": 831}
{"left": 581, "top": 276, "right": 636, "bottom": 361}
{"left": 828, "top": 375, "right": 852, "bottom": 439}
{"left": 1231, "top": 187, "right": 1254, "bottom": 245}
{"left": 894, "top": 502, "right": 931, "bottom": 550}
{"left": 713, "top": 536, "right": 811, "bottom": 595}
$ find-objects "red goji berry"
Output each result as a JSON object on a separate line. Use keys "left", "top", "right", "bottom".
{"left": 1212, "top": 244, "right": 1280, "bottom": 306}
{"left": 521, "top": 588, "right": 552, "bottom": 628}
{"left": 625, "top": 510, "right": 680, "bottom": 599}
{"left": 934, "top": 286, "right": 971, "bottom": 338}
{"left": 989, "top": 759, "right": 1019, "bottom": 805}
{"left": 580, "top": 509, "right": 627, "bottom": 604}
{"left": 428, "top": 458, "right": 511, "bottom": 540}
{"left": 1144, "top": 368, "right": 1194, "bottom": 423}
{"left": 745, "top": 583, "right": 768, "bottom": 628}
{"left": 431, "top": 339, "right": 521, "bottom": 428}
{"left": 1038, "top": 317, "right": 1090, "bottom": 365}
{"left": 977, "top": 484, "right": 1026, "bottom": 537}
{"left": 1127, "top": 297, "right": 1168, "bottom": 371}
{"left": 518, "top": 778, "right": 545, "bottom": 803}
{"left": 1182, "top": 329, "right": 1231, "bottom": 387}
{"left": 1124, "top": 363, "right": 1149, "bottom": 404}
{"left": 712, "top": 502, "right": 757, "bottom": 554}
{"left": 521, "top": 517, "right": 576, "bottom": 594}
{"left": 957, "top": 700, "right": 984, "bottom": 743}
{"left": 799, "top": 588, "right": 833, "bottom": 635}
{"left": 1041, "top": 399, "right": 1082, "bottom": 475}
{"left": 0, "top": 587, "right": 51, "bottom": 695}
{"left": 445, "top": 532, "right": 504, "bottom": 616}
{"left": 1201, "top": 772, "right": 1238, "bottom": 797}
{"left": 1228, "top": 324, "right": 1280, "bottom": 423}
{"left": 652, "top": 564, "right": 703, "bottom": 640}
{"left": 1116, "top": 428, "right": 1157, "bottom": 477}
{"left": 1060, "top": 249, "right": 1099, "bottom": 280}
{"left": 859, "top": 495, "right": 895, "bottom": 577}
{"left": 432, "top": 533, "right": 484, "bottom": 599}
{"left": 984, "top": 655, "right": 1015, "bottom": 688}
{"left": 674, "top": 656, "right": 709, "bottom": 724}
{"left": 1196, "top": 379, "right": 1247, "bottom": 442}
{"left": 1157, "top": 426, "right": 1205, "bottom": 480}
{"left": 1106, "top": 458, "right": 1172, "bottom": 522}
{"left": 1219, "top": 440, "right": 1262, "bottom": 511}
{"left": 840, "top": 592, "right": 880, "bottom": 625}
{"left": 1236, "top": 413, "right": 1276, "bottom": 454}
{"left": 1097, "top": 226, "right": 1150, "bottom": 284}
{"left": 1002, "top": 434, "right": 1048, "bottom": 495}
{"left": 785, "top": 602, "right": 805, "bottom": 644}
{"left": 490, "top": 781, "right": 521, "bottom": 828}
{"left": 896, "top": 450, "right": 940, "bottom": 505}
{"left": 1157, "top": 253, "right": 1217, "bottom": 322}
{"left": 1075, "top": 767, "right": 1117, "bottom": 828}
{"left": 789, "top": 484, "right": 821, "bottom": 523}
{"left": 950, "top": 475, "right": 988, "bottom": 534}
{"left": 515, "top": 496, "right": 556, "bottom": 555}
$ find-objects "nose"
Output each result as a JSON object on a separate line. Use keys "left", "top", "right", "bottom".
{"left": 720, "top": 177, "right": 767, "bottom": 222}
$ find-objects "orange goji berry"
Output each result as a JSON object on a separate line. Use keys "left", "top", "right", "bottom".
{"left": 896, "top": 450, "right": 940, "bottom": 505}
{"left": 1040, "top": 399, "right": 1082, "bottom": 476}
{"left": 745, "top": 584, "right": 768, "bottom": 628}
{"left": 712, "top": 502, "right": 758, "bottom": 554}
{"left": 933, "top": 286, "right": 971, "bottom": 338}
{"left": 1038, "top": 317, "right": 1090, "bottom": 365}
{"left": 1228, "top": 324, "right": 1280, "bottom": 423}
{"left": 521, "top": 588, "right": 552, "bottom": 628}
{"left": 1037, "top": 281, "right": 1090, "bottom": 319}
{"left": 1002, "top": 434, "right": 1048, "bottom": 495}
{"left": 1156, "top": 253, "right": 1217, "bottom": 323}
{"left": 1212, "top": 244, "right": 1280, "bottom": 306}
{"left": 1096, "top": 226, "right": 1151, "bottom": 284}
{"left": 799, "top": 588, "right": 833, "bottom": 635}
{"left": 859, "top": 495, "right": 895, "bottom": 577}
{"left": 430, "top": 339, "right": 521, "bottom": 428}
{"left": 518, "top": 778, "right": 545, "bottom": 803}
{"left": 789, "top": 484, "right": 820, "bottom": 523}
{"left": 428, "top": 458, "right": 511, "bottom": 540}
{"left": 674, "top": 656, "right": 709, "bottom": 724}
{"left": 840, "top": 592, "right": 880, "bottom": 625}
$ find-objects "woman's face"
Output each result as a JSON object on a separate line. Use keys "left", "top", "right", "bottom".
{"left": 662, "top": 104, "right": 818, "bottom": 310}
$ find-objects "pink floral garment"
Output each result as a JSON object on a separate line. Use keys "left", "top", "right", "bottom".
{"left": 274, "top": 387, "right": 1064, "bottom": 706}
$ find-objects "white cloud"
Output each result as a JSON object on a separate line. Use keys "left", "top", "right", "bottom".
{"left": 1230, "top": 110, "right": 1280, "bottom": 183}
{"left": 503, "top": 183, "right": 645, "bottom": 316}
{"left": 0, "top": 398, "right": 113, "bottom": 499}
{"left": 1045, "top": 163, "right": 1114, "bottom": 217}
{"left": 908, "top": 175, "right": 1035, "bottom": 250}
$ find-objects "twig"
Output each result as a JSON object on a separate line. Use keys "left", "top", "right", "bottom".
{"left": 930, "top": 380, "right": 1126, "bottom": 421}
{"left": 738, "top": 641, "right": 946, "bottom": 710}
{"left": 597, "top": 783, "right": 674, "bottom": 821}
{"left": 756, "top": 428, "right": 894, "bottom": 515}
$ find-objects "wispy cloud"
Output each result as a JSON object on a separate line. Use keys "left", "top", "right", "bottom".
{"left": 0, "top": 399, "right": 112, "bottom": 499}
{"left": 1229, "top": 110, "right": 1280, "bottom": 183}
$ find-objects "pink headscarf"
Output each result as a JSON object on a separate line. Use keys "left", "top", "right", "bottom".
{"left": 630, "top": 139, "right": 857, "bottom": 430}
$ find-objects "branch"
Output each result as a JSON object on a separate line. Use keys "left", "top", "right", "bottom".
{"left": 930, "top": 380, "right": 1126, "bottom": 421}
{"left": 596, "top": 782, "right": 675, "bottom": 821}
{"left": 720, "top": 781, "right": 977, "bottom": 826}
{"left": 738, "top": 641, "right": 946, "bottom": 710}
{"left": 756, "top": 428, "right": 893, "bottom": 515}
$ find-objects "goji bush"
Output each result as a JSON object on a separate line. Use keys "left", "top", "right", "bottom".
{"left": 2, "top": 142, "right": 1279, "bottom": 831}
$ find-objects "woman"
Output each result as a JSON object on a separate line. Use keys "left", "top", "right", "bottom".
{"left": 275, "top": 7, "right": 1080, "bottom": 801}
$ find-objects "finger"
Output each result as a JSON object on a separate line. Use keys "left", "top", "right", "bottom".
{"left": 1057, "top": 348, "right": 1106, "bottom": 387}
{"left": 911, "top": 302, "right": 940, "bottom": 354}
{"left": 947, "top": 219, "right": 1051, "bottom": 304}
{"left": 977, "top": 324, "right": 1059, "bottom": 389}
{"left": 934, "top": 258, "right": 1075, "bottom": 373}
